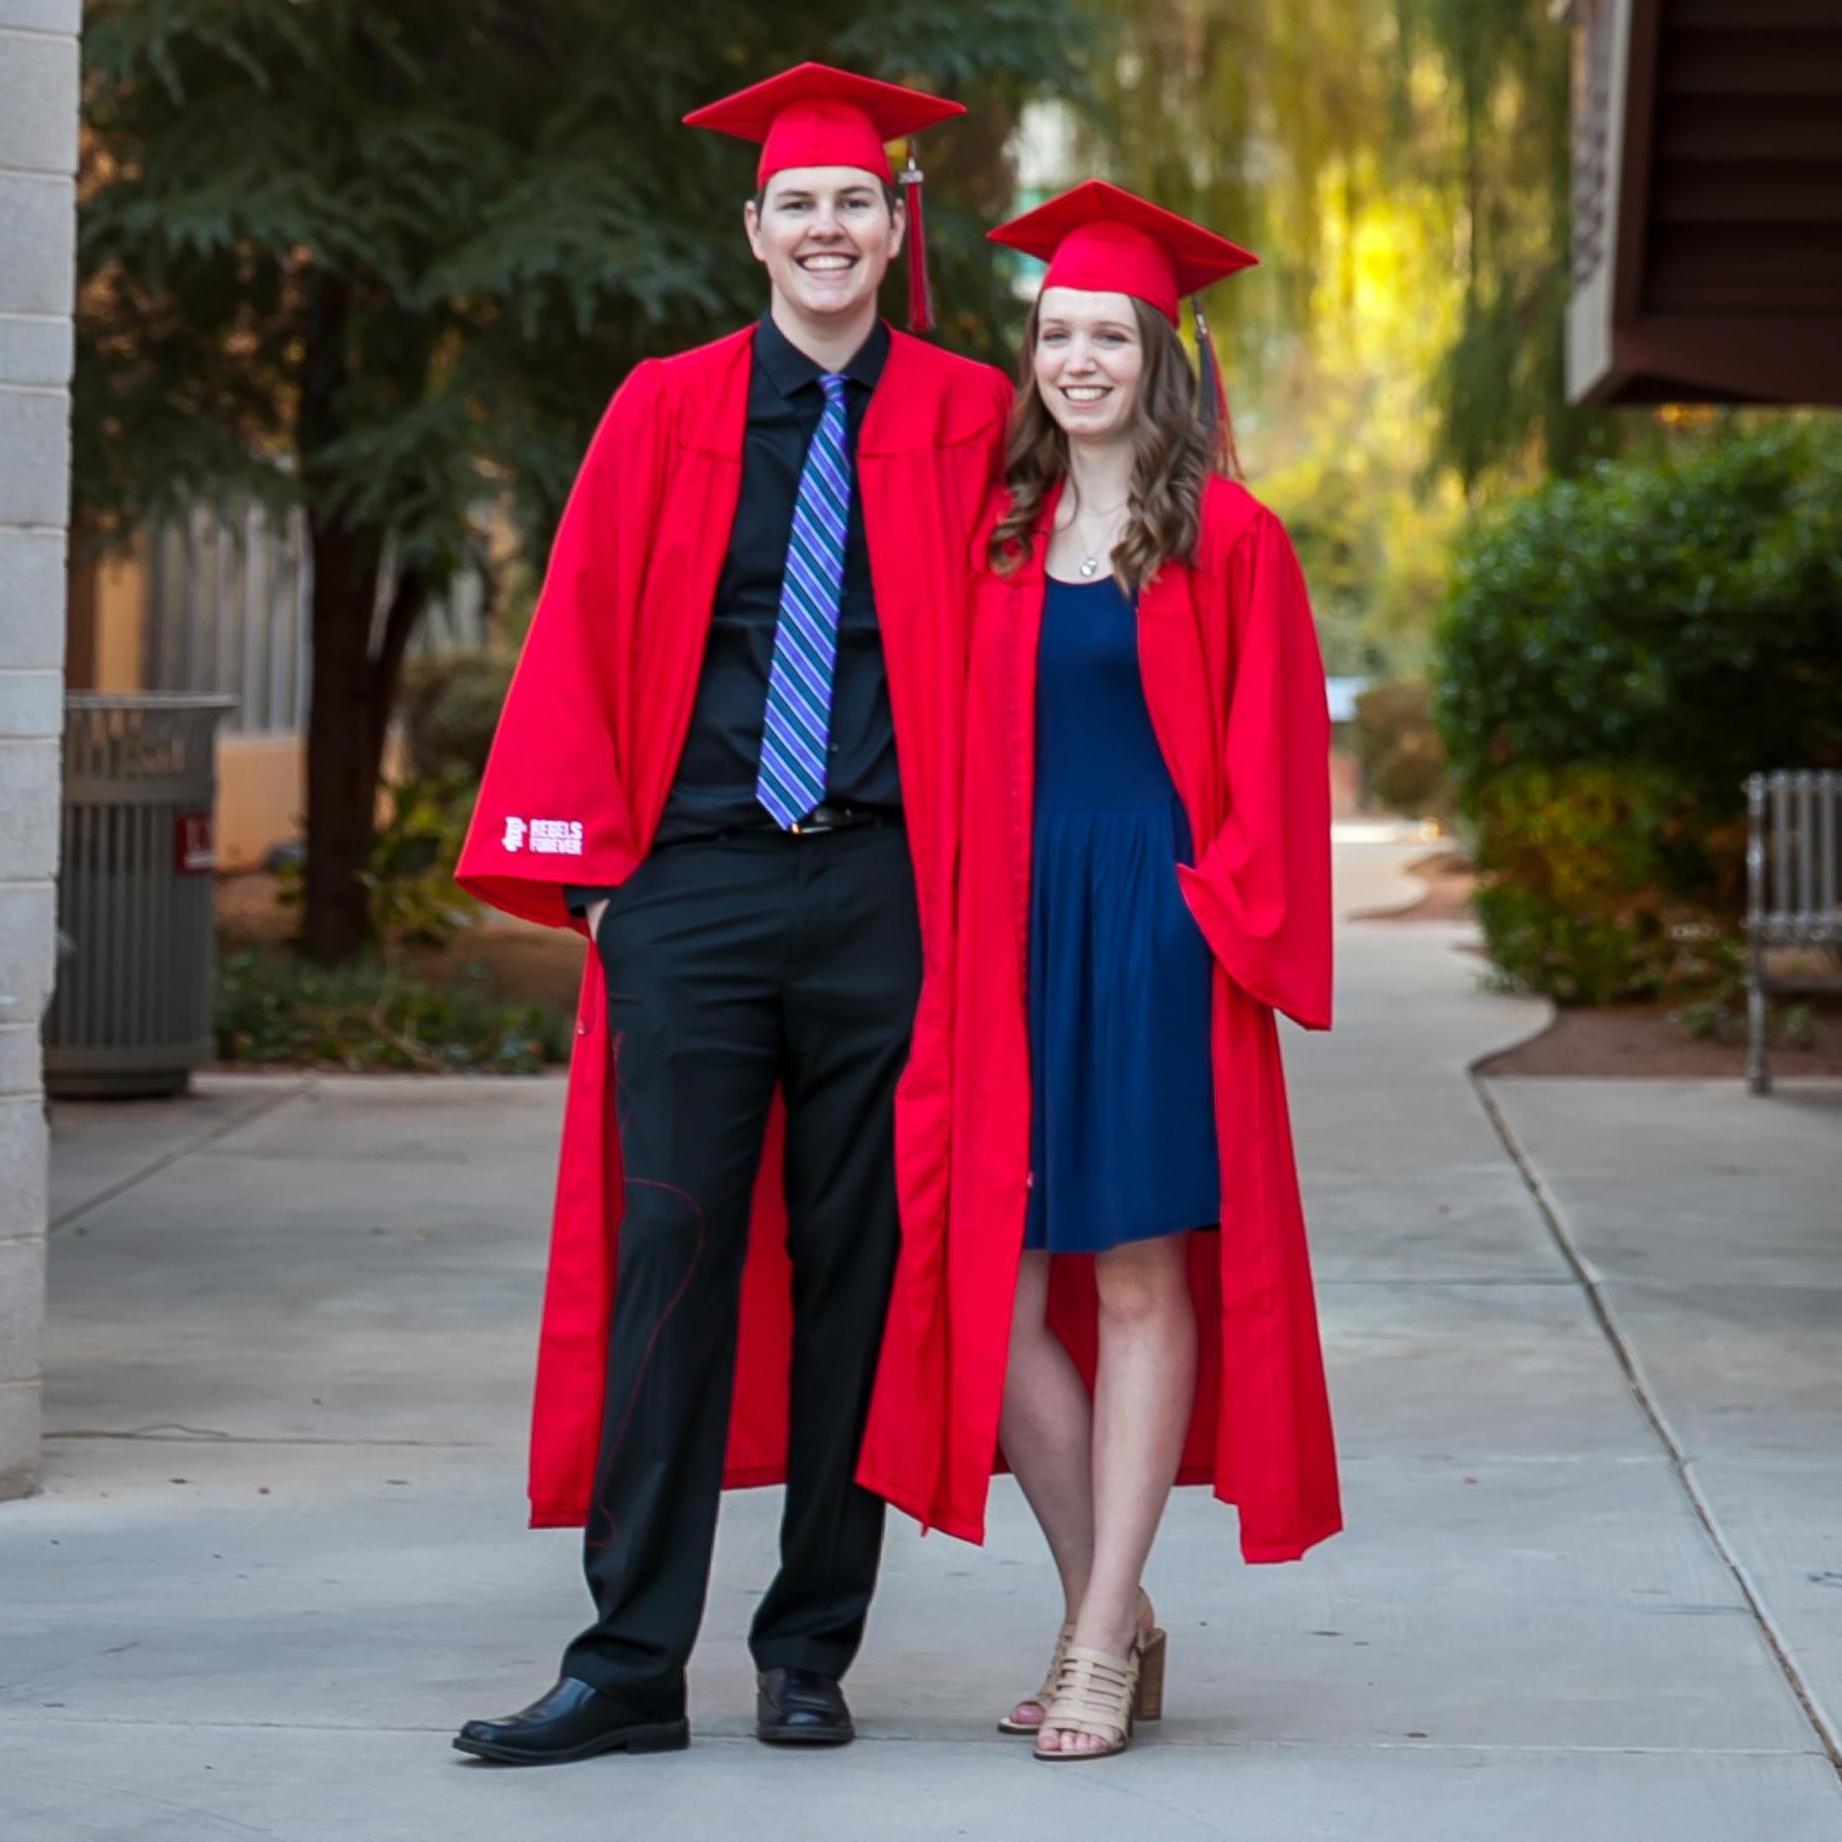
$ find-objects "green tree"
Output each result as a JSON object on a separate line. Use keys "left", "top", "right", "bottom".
{"left": 1080, "top": 1, "right": 1609, "bottom": 488}
{"left": 1394, "top": 0, "right": 1607, "bottom": 489}
{"left": 78, "top": 0, "right": 1078, "bottom": 961}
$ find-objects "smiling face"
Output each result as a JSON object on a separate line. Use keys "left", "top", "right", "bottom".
{"left": 745, "top": 166, "right": 904, "bottom": 327}
{"left": 1032, "top": 286, "right": 1147, "bottom": 445}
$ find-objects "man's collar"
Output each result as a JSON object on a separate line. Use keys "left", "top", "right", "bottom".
{"left": 755, "top": 312, "right": 890, "bottom": 397}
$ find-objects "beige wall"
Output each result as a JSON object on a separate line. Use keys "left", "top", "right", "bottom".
{"left": 89, "top": 539, "right": 146, "bottom": 690}
{"left": 217, "top": 734, "right": 305, "bottom": 871}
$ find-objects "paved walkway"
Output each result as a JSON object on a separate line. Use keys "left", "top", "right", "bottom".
{"left": 5, "top": 840, "right": 1840, "bottom": 1840}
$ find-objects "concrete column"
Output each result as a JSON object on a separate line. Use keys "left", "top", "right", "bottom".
{"left": 0, "top": 0, "right": 79, "bottom": 1500}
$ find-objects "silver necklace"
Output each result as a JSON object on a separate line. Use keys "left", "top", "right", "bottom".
{"left": 1064, "top": 497, "right": 1128, "bottom": 578}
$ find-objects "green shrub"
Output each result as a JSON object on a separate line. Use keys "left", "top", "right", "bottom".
{"left": 1471, "top": 765, "right": 1742, "bottom": 1004}
{"left": 277, "top": 770, "right": 478, "bottom": 951}
{"left": 1434, "top": 425, "right": 1842, "bottom": 1002}
{"left": 215, "top": 951, "right": 569, "bottom": 1072}
{"left": 1353, "top": 678, "right": 1451, "bottom": 821}
{"left": 396, "top": 649, "right": 514, "bottom": 783}
{"left": 1436, "top": 423, "right": 1842, "bottom": 808}
{"left": 365, "top": 771, "right": 477, "bottom": 950}
{"left": 376, "top": 651, "right": 510, "bottom": 953}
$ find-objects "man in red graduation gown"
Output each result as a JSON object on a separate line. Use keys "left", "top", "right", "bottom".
{"left": 450, "top": 64, "right": 1010, "bottom": 1765}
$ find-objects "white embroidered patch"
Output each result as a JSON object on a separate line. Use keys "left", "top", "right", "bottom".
{"left": 530, "top": 819, "right": 584, "bottom": 856}
{"left": 501, "top": 816, "right": 582, "bottom": 855}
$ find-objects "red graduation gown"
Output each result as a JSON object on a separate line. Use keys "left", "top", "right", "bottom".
{"left": 456, "top": 323, "right": 1011, "bottom": 1528}
{"left": 857, "top": 476, "right": 1341, "bottom": 1563}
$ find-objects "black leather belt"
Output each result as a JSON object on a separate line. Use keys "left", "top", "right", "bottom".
{"left": 788, "top": 802, "right": 901, "bottom": 836}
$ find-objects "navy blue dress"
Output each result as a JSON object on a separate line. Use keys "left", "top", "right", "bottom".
{"left": 1025, "top": 573, "right": 1219, "bottom": 1254}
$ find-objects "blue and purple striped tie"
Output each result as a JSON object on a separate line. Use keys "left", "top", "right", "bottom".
{"left": 757, "top": 371, "right": 850, "bottom": 829}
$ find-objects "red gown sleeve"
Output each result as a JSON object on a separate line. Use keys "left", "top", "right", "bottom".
{"left": 455, "top": 361, "right": 669, "bottom": 928}
{"left": 1175, "top": 506, "right": 1333, "bottom": 1030}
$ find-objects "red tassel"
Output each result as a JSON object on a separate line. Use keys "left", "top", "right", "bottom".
{"left": 899, "top": 141, "right": 935, "bottom": 334}
{"left": 1192, "top": 297, "right": 1239, "bottom": 476}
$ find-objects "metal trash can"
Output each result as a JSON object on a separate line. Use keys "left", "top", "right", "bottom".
{"left": 45, "top": 693, "right": 238, "bottom": 1098}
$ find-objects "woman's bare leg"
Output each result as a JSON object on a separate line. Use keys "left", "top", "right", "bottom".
{"left": 999, "top": 1248, "right": 1096, "bottom": 1724}
{"left": 1041, "top": 1232, "right": 1196, "bottom": 1754}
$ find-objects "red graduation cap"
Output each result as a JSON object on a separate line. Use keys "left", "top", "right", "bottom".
{"left": 685, "top": 62, "right": 964, "bottom": 331}
{"left": 987, "top": 179, "right": 1258, "bottom": 327}
{"left": 684, "top": 61, "right": 964, "bottom": 188}
{"left": 991, "top": 180, "right": 1257, "bottom": 469}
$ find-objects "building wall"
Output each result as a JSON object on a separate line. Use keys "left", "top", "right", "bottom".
{"left": 216, "top": 734, "right": 306, "bottom": 870}
{"left": 0, "top": 0, "right": 79, "bottom": 1500}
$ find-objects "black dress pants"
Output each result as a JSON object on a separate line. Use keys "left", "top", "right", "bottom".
{"left": 560, "top": 825, "right": 921, "bottom": 1715}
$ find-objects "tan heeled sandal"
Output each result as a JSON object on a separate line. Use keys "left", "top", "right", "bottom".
{"left": 996, "top": 1618, "right": 1074, "bottom": 1735}
{"left": 1033, "top": 1643, "right": 1143, "bottom": 1761}
{"left": 1136, "top": 1620, "right": 1168, "bottom": 1723}
{"left": 1000, "top": 1591, "right": 1162, "bottom": 1738}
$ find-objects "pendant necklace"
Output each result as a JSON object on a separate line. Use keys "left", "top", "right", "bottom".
{"left": 1066, "top": 496, "right": 1128, "bottom": 579}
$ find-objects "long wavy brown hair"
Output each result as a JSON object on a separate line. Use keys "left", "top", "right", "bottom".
{"left": 989, "top": 296, "right": 1239, "bottom": 594}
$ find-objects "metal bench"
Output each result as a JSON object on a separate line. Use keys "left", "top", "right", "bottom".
{"left": 1746, "top": 771, "right": 1842, "bottom": 1095}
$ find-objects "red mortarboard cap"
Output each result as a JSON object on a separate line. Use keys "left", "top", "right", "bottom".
{"left": 684, "top": 61, "right": 964, "bottom": 187}
{"left": 988, "top": 179, "right": 1259, "bottom": 325}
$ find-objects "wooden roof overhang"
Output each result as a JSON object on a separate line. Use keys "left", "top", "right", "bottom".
{"left": 1565, "top": 0, "right": 1842, "bottom": 406}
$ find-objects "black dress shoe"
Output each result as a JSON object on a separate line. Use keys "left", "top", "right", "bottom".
{"left": 756, "top": 1667, "right": 854, "bottom": 1746}
{"left": 453, "top": 1675, "right": 688, "bottom": 1765}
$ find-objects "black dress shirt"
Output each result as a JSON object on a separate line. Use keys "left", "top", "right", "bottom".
{"left": 566, "top": 315, "right": 896, "bottom": 914}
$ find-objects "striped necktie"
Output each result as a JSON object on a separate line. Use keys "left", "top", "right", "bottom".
{"left": 757, "top": 371, "right": 850, "bottom": 829}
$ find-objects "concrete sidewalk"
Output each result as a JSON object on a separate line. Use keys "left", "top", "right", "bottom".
{"left": 5, "top": 839, "right": 1840, "bottom": 1840}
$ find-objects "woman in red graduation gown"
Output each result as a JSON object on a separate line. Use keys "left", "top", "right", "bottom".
{"left": 860, "top": 182, "right": 1339, "bottom": 1761}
